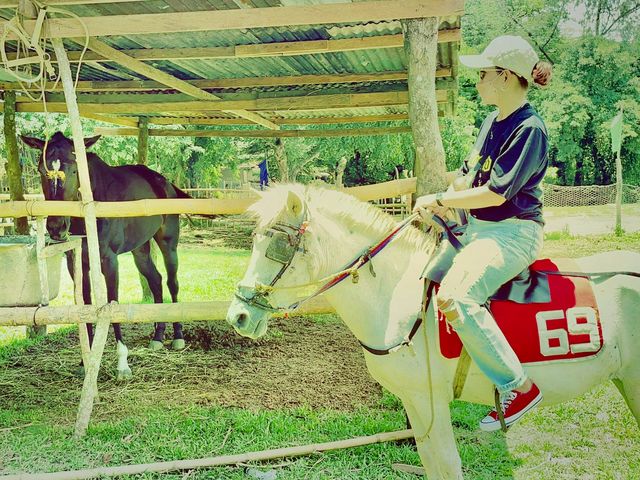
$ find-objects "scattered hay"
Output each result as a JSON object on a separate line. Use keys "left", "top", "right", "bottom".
{"left": 0, "top": 316, "right": 382, "bottom": 426}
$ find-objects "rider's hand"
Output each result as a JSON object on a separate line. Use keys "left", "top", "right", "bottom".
{"left": 413, "top": 193, "right": 448, "bottom": 220}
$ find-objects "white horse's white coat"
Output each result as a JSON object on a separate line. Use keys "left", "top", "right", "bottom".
{"left": 226, "top": 185, "right": 640, "bottom": 479}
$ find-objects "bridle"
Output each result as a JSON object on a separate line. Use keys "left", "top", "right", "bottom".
{"left": 234, "top": 215, "right": 310, "bottom": 313}
{"left": 234, "top": 209, "right": 420, "bottom": 315}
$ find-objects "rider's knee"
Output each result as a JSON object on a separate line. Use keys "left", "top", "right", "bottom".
{"left": 437, "top": 293, "right": 460, "bottom": 323}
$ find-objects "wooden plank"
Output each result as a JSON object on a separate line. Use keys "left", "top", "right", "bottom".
{"left": 3, "top": 1, "right": 465, "bottom": 39}
{"left": 80, "top": 112, "right": 139, "bottom": 127}
{"left": 0, "top": 69, "right": 451, "bottom": 93}
{"left": 78, "top": 37, "right": 279, "bottom": 130}
{"left": 94, "top": 126, "right": 412, "bottom": 138}
{"left": 2, "top": 29, "right": 458, "bottom": 65}
{"left": 0, "top": 297, "right": 333, "bottom": 326}
{"left": 149, "top": 113, "right": 410, "bottom": 126}
{"left": 16, "top": 90, "right": 444, "bottom": 114}
{"left": 0, "top": 0, "right": 147, "bottom": 6}
{"left": 0, "top": 178, "right": 417, "bottom": 218}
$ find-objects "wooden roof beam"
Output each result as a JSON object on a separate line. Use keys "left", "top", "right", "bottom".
{"left": 3, "top": 30, "right": 459, "bottom": 64}
{"left": 93, "top": 126, "right": 413, "bottom": 138}
{"left": 76, "top": 37, "right": 279, "bottom": 130}
{"left": 14, "top": 90, "right": 446, "bottom": 114}
{"left": 148, "top": 113, "right": 410, "bottom": 126}
{"left": 1, "top": 0, "right": 464, "bottom": 39}
{"left": 1, "top": 70, "right": 445, "bottom": 92}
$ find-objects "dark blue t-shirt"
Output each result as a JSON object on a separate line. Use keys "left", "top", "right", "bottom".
{"left": 463, "top": 103, "right": 549, "bottom": 225}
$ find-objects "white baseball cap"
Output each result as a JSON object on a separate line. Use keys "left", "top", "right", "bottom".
{"left": 460, "top": 35, "right": 540, "bottom": 84}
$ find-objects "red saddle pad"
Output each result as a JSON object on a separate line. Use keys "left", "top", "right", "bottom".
{"left": 438, "top": 259, "right": 603, "bottom": 364}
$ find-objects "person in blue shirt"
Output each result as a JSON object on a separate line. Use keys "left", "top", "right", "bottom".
{"left": 414, "top": 35, "right": 552, "bottom": 431}
{"left": 258, "top": 158, "right": 269, "bottom": 191}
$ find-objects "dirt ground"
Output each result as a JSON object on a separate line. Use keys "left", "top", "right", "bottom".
{"left": 0, "top": 316, "right": 383, "bottom": 424}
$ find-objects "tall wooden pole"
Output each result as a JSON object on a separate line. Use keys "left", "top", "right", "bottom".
{"left": 51, "top": 38, "right": 110, "bottom": 438}
{"left": 136, "top": 117, "right": 149, "bottom": 165}
{"left": 2, "top": 90, "right": 29, "bottom": 235}
{"left": 402, "top": 18, "right": 448, "bottom": 198}
{"left": 615, "top": 148, "right": 623, "bottom": 234}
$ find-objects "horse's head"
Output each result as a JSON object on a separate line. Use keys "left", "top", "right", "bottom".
{"left": 226, "top": 186, "right": 322, "bottom": 339}
{"left": 21, "top": 132, "right": 101, "bottom": 240}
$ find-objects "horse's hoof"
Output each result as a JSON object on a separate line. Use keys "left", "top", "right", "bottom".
{"left": 171, "top": 339, "right": 185, "bottom": 351}
{"left": 148, "top": 340, "right": 164, "bottom": 351}
{"left": 116, "top": 368, "right": 133, "bottom": 381}
{"left": 75, "top": 366, "right": 86, "bottom": 378}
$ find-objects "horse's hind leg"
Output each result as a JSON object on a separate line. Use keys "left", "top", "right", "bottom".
{"left": 131, "top": 242, "right": 165, "bottom": 350}
{"left": 155, "top": 217, "right": 184, "bottom": 351}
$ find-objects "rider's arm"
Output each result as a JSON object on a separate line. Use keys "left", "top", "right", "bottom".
{"left": 415, "top": 185, "right": 505, "bottom": 211}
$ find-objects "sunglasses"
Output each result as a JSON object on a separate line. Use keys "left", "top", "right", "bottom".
{"left": 479, "top": 68, "right": 505, "bottom": 81}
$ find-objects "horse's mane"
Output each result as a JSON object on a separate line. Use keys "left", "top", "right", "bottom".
{"left": 248, "top": 184, "right": 432, "bottom": 251}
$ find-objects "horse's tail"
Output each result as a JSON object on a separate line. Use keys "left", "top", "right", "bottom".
{"left": 171, "top": 183, "right": 218, "bottom": 221}
{"left": 171, "top": 184, "right": 192, "bottom": 199}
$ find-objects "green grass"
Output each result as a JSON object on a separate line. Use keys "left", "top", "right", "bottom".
{"left": 2, "top": 234, "right": 640, "bottom": 479}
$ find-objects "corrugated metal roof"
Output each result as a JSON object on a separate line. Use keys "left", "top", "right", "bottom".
{"left": 0, "top": 0, "right": 461, "bottom": 125}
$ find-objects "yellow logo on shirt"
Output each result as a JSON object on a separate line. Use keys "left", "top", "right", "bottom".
{"left": 467, "top": 149, "right": 481, "bottom": 168}
{"left": 481, "top": 157, "right": 493, "bottom": 172}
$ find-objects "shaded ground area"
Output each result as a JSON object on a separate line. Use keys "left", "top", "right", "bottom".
{"left": 0, "top": 316, "right": 382, "bottom": 425}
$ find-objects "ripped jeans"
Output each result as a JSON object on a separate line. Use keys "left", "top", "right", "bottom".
{"left": 424, "top": 215, "right": 543, "bottom": 394}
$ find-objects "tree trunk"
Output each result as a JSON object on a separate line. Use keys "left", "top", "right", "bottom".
{"left": 274, "top": 138, "right": 289, "bottom": 182}
{"left": 402, "top": 18, "right": 448, "bottom": 199}
{"left": 3, "top": 91, "right": 29, "bottom": 234}
{"left": 335, "top": 156, "right": 348, "bottom": 187}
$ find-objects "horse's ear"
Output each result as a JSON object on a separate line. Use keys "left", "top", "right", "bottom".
{"left": 286, "top": 190, "right": 304, "bottom": 218}
{"left": 84, "top": 135, "right": 101, "bottom": 149}
{"left": 20, "top": 135, "right": 45, "bottom": 150}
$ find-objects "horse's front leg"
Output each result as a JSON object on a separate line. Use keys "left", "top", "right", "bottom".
{"left": 403, "top": 394, "right": 463, "bottom": 480}
{"left": 102, "top": 253, "right": 132, "bottom": 381}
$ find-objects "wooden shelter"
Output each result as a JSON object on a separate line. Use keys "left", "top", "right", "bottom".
{"left": 0, "top": 0, "right": 464, "bottom": 438}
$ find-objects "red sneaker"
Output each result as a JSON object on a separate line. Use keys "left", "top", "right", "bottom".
{"left": 480, "top": 383, "right": 543, "bottom": 432}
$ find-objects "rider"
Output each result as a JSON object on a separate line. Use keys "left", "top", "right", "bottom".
{"left": 413, "top": 35, "right": 552, "bottom": 431}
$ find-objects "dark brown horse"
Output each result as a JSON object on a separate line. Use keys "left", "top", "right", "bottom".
{"left": 22, "top": 132, "right": 187, "bottom": 380}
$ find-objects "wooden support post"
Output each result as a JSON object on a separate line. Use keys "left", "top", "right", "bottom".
{"left": 402, "top": 18, "right": 448, "bottom": 198}
{"left": 51, "top": 38, "right": 110, "bottom": 439}
{"left": 136, "top": 117, "right": 149, "bottom": 165}
{"left": 2, "top": 90, "right": 29, "bottom": 234}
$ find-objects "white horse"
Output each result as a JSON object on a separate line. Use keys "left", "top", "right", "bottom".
{"left": 226, "top": 184, "right": 640, "bottom": 479}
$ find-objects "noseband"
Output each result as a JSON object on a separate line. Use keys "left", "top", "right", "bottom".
{"left": 234, "top": 217, "right": 309, "bottom": 312}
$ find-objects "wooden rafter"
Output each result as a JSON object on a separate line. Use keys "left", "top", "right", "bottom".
{"left": 0, "top": 0, "right": 147, "bottom": 6}
{"left": 1, "top": 71, "right": 448, "bottom": 92}
{"left": 77, "top": 37, "right": 279, "bottom": 130}
{"left": 12, "top": 90, "right": 448, "bottom": 114}
{"left": 80, "top": 112, "right": 139, "bottom": 128}
{"left": 94, "top": 126, "right": 413, "bottom": 138}
{"left": 1, "top": 0, "right": 464, "bottom": 39}
{"left": 2, "top": 30, "right": 460, "bottom": 64}
{"left": 148, "top": 113, "right": 410, "bottom": 126}
{"left": 1, "top": 72, "right": 407, "bottom": 92}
